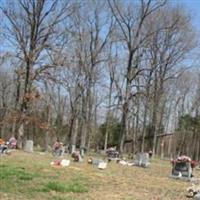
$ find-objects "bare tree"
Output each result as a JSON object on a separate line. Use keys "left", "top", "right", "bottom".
{"left": 67, "top": 0, "right": 113, "bottom": 155}
{"left": 108, "top": 0, "right": 167, "bottom": 153}
{"left": 1, "top": 0, "right": 73, "bottom": 148}
{"left": 143, "top": 5, "right": 195, "bottom": 155}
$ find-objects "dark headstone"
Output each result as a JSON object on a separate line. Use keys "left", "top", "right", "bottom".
{"left": 172, "top": 161, "right": 192, "bottom": 178}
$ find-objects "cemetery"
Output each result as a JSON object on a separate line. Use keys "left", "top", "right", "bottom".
{"left": 0, "top": 0, "right": 200, "bottom": 199}
{"left": 0, "top": 148, "right": 200, "bottom": 200}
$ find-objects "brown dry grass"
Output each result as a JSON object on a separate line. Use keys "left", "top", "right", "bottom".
{"left": 0, "top": 150, "right": 199, "bottom": 200}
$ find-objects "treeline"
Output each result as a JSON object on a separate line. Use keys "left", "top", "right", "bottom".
{"left": 0, "top": 0, "right": 199, "bottom": 158}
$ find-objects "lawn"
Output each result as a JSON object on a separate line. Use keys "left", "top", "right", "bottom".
{"left": 0, "top": 151, "right": 199, "bottom": 200}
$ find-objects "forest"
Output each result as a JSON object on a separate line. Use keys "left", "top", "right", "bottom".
{"left": 0, "top": 0, "right": 199, "bottom": 159}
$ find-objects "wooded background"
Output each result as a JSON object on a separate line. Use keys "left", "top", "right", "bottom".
{"left": 0, "top": 0, "right": 199, "bottom": 159}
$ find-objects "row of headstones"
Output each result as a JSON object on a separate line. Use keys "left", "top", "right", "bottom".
{"left": 24, "top": 141, "right": 151, "bottom": 168}
{"left": 24, "top": 141, "right": 200, "bottom": 176}
{"left": 24, "top": 141, "right": 86, "bottom": 155}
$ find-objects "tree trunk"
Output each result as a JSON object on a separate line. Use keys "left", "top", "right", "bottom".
{"left": 11, "top": 121, "right": 16, "bottom": 138}
{"left": 104, "top": 79, "right": 113, "bottom": 151}
{"left": 71, "top": 118, "right": 78, "bottom": 153}
{"left": 152, "top": 70, "right": 159, "bottom": 156}
{"left": 86, "top": 86, "right": 93, "bottom": 151}
{"left": 161, "top": 138, "right": 164, "bottom": 159}
{"left": 152, "top": 106, "right": 158, "bottom": 155}
{"left": 134, "top": 96, "right": 140, "bottom": 154}
{"left": 17, "top": 124, "right": 24, "bottom": 149}
{"left": 141, "top": 104, "right": 148, "bottom": 152}
{"left": 119, "top": 102, "right": 128, "bottom": 153}
{"left": 80, "top": 94, "right": 87, "bottom": 156}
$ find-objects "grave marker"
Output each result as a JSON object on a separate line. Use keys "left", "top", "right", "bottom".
{"left": 134, "top": 153, "right": 150, "bottom": 168}
{"left": 24, "top": 140, "right": 33, "bottom": 153}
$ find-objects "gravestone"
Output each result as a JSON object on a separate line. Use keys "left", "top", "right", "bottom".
{"left": 0, "top": 144, "right": 8, "bottom": 154}
{"left": 80, "top": 147, "right": 86, "bottom": 157}
{"left": 98, "top": 162, "right": 107, "bottom": 170}
{"left": 71, "top": 145, "right": 76, "bottom": 154}
{"left": 106, "top": 148, "right": 119, "bottom": 161}
{"left": 194, "top": 193, "right": 200, "bottom": 200}
{"left": 134, "top": 153, "right": 150, "bottom": 168}
{"left": 92, "top": 158, "right": 104, "bottom": 165}
{"left": 172, "top": 161, "right": 192, "bottom": 178}
{"left": 24, "top": 140, "right": 34, "bottom": 153}
{"left": 60, "top": 159, "right": 70, "bottom": 167}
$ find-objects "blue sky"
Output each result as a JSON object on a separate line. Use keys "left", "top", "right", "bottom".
{"left": 0, "top": 0, "right": 199, "bottom": 26}
{"left": 171, "top": 0, "right": 200, "bottom": 28}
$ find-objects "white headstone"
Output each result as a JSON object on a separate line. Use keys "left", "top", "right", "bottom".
{"left": 98, "top": 162, "right": 107, "bottom": 170}
{"left": 24, "top": 140, "right": 34, "bottom": 153}
{"left": 135, "top": 153, "right": 150, "bottom": 167}
{"left": 60, "top": 159, "right": 70, "bottom": 167}
{"left": 71, "top": 145, "right": 76, "bottom": 154}
{"left": 119, "top": 160, "right": 128, "bottom": 165}
{"left": 194, "top": 193, "right": 200, "bottom": 200}
{"left": 80, "top": 148, "right": 84, "bottom": 157}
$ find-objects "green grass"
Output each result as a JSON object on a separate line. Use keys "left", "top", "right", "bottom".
{"left": 0, "top": 163, "right": 39, "bottom": 198}
{"left": 0, "top": 152, "right": 91, "bottom": 199}
{"left": 1, "top": 150, "right": 199, "bottom": 200}
{"left": 42, "top": 180, "right": 88, "bottom": 193}
{"left": 0, "top": 164, "right": 35, "bottom": 181}
{"left": 51, "top": 197, "right": 66, "bottom": 200}
{"left": 42, "top": 182, "right": 67, "bottom": 192}
{"left": 51, "top": 196, "right": 75, "bottom": 200}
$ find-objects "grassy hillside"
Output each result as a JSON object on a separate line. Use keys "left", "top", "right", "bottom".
{"left": 0, "top": 151, "right": 199, "bottom": 200}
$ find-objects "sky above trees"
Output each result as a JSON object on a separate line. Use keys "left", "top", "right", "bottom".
{"left": 174, "top": 0, "right": 200, "bottom": 27}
